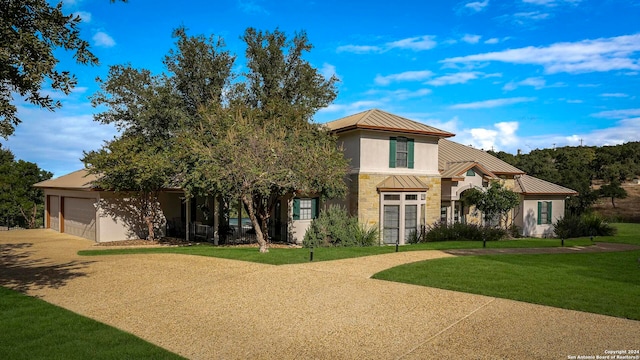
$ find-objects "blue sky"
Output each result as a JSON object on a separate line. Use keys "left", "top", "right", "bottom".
{"left": 3, "top": 0, "right": 640, "bottom": 177}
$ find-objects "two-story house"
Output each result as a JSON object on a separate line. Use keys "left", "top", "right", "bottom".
{"left": 288, "top": 109, "right": 577, "bottom": 243}
{"left": 37, "top": 109, "right": 576, "bottom": 243}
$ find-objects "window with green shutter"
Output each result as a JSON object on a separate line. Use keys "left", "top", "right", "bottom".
{"left": 389, "top": 137, "right": 414, "bottom": 169}
{"left": 293, "top": 198, "right": 318, "bottom": 220}
{"left": 537, "top": 201, "right": 552, "bottom": 225}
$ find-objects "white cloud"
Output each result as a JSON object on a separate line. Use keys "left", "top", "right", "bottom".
{"left": 443, "top": 34, "right": 640, "bottom": 74}
{"left": 591, "top": 108, "right": 640, "bottom": 119}
{"left": 321, "top": 63, "right": 341, "bottom": 81}
{"left": 336, "top": 45, "right": 381, "bottom": 54}
{"left": 464, "top": 0, "right": 489, "bottom": 12}
{"left": 503, "top": 77, "right": 546, "bottom": 90}
{"left": 462, "top": 34, "right": 482, "bottom": 44}
{"left": 427, "top": 72, "right": 480, "bottom": 86}
{"left": 1, "top": 105, "right": 119, "bottom": 177}
{"left": 450, "top": 97, "right": 536, "bottom": 109}
{"left": 600, "top": 93, "right": 629, "bottom": 98}
{"left": 514, "top": 11, "right": 550, "bottom": 20}
{"left": 337, "top": 35, "right": 437, "bottom": 54}
{"left": 93, "top": 31, "right": 116, "bottom": 48}
{"left": 375, "top": 70, "right": 434, "bottom": 86}
{"left": 522, "top": 0, "right": 582, "bottom": 6}
{"left": 448, "top": 117, "right": 639, "bottom": 155}
{"left": 318, "top": 101, "right": 384, "bottom": 115}
{"left": 73, "top": 11, "right": 92, "bottom": 22}
{"left": 237, "top": 0, "right": 269, "bottom": 14}
{"left": 484, "top": 38, "right": 500, "bottom": 44}
{"left": 386, "top": 36, "right": 437, "bottom": 51}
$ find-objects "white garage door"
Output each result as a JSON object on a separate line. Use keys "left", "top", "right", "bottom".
{"left": 63, "top": 198, "right": 97, "bottom": 241}
{"left": 49, "top": 196, "right": 59, "bottom": 231}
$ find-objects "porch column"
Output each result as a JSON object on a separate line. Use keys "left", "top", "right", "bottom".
{"left": 450, "top": 200, "right": 455, "bottom": 224}
{"left": 185, "top": 197, "right": 191, "bottom": 241}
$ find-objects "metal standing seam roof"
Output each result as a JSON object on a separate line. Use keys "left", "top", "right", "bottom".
{"left": 33, "top": 169, "right": 98, "bottom": 190}
{"left": 440, "top": 161, "right": 497, "bottom": 180}
{"left": 377, "top": 175, "right": 430, "bottom": 192}
{"left": 515, "top": 174, "right": 578, "bottom": 195}
{"left": 439, "top": 139, "right": 525, "bottom": 175}
{"left": 324, "top": 109, "right": 455, "bottom": 138}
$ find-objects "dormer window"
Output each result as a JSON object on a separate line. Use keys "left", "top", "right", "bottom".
{"left": 466, "top": 169, "right": 475, "bottom": 176}
{"left": 389, "top": 137, "right": 414, "bottom": 169}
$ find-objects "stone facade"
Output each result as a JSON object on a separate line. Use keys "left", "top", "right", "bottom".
{"left": 348, "top": 173, "right": 442, "bottom": 229}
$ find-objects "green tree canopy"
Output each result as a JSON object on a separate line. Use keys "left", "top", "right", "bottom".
{"left": 0, "top": 146, "right": 52, "bottom": 228}
{"left": 0, "top": 0, "right": 125, "bottom": 138}
{"left": 463, "top": 182, "right": 520, "bottom": 229}
{"left": 181, "top": 28, "right": 347, "bottom": 253}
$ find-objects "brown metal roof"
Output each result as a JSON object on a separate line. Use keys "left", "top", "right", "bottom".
{"left": 33, "top": 169, "right": 98, "bottom": 190}
{"left": 439, "top": 139, "right": 525, "bottom": 175}
{"left": 440, "top": 161, "right": 497, "bottom": 179}
{"left": 377, "top": 175, "right": 429, "bottom": 192}
{"left": 325, "top": 109, "right": 455, "bottom": 137}
{"left": 515, "top": 174, "right": 578, "bottom": 195}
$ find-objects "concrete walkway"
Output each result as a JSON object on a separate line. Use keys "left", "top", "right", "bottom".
{"left": 1, "top": 229, "right": 639, "bottom": 359}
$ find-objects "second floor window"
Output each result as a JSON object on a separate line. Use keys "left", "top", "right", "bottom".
{"left": 389, "top": 136, "right": 414, "bottom": 169}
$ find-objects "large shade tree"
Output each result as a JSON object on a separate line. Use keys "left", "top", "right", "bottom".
{"left": 0, "top": 0, "right": 125, "bottom": 138}
{"left": 84, "top": 27, "right": 234, "bottom": 240}
{"left": 181, "top": 28, "right": 347, "bottom": 253}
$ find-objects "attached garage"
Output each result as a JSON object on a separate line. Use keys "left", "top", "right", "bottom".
{"left": 48, "top": 195, "right": 60, "bottom": 231}
{"left": 62, "top": 197, "right": 97, "bottom": 241}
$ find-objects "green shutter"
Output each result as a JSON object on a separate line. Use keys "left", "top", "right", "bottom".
{"left": 547, "top": 202, "right": 552, "bottom": 224}
{"left": 311, "top": 198, "right": 318, "bottom": 219}
{"left": 293, "top": 199, "right": 300, "bottom": 220}
{"left": 407, "top": 138, "right": 414, "bottom": 169}
{"left": 389, "top": 137, "right": 397, "bottom": 168}
{"left": 537, "top": 202, "right": 542, "bottom": 225}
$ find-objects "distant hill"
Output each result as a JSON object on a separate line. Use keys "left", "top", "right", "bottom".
{"left": 488, "top": 142, "right": 640, "bottom": 220}
{"left": 592, "top": 182, "right": 640, "bottom": 223}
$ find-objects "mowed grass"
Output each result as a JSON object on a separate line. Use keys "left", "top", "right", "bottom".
{"left": 373, "top": 223, "right": 640, "bottom": 320}
{"left": 0, "top": 287, "right": 184, "bottom": 360}
{"left": 78, "top": 237, "right": 593, "bottom": 265}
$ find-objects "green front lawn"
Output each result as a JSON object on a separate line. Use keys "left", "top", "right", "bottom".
{"left": 373, "top": 223, "right": 640, "bottom": 320}
{"left": 0, "top": 287, "right": 184, "bottom": 360}
{"left": 79, "top": 238, "right": 593, "bottom": 265}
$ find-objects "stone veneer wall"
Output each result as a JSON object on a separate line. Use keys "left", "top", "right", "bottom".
{"left": 353, "top": 173, "right": 442, "bottom": 227}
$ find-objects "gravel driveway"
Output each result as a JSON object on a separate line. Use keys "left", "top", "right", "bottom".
{"left": 1, "top": 229, "right": 639, "bottom": 359}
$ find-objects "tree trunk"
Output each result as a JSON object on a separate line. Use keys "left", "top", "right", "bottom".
{"left": 145, "top": 215, "right": 155, "bottom": 241}
{"left": 242, "top": 194, "right": 268, "bottom": 253}
{"left": 611, "top": 197, "right": 616, "bottom": 208}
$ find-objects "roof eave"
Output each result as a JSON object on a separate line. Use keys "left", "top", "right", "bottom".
{"left": 332, "top": 124, "right": 455, "bottom": 138}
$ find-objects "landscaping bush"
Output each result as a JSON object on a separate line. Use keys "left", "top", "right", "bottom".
{"left": 554, "top": 213, "right": 617, "bottom": 239}
{"left": 303, "top": 205, "right": 378, "bottom": 247}
{"left": 416, "top": 222, "right": 507, "bottom": 242}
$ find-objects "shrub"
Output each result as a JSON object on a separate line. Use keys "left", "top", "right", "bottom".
{"left": 303, "top": 205, "right": 378, "bottom": 247}
{"left": 418, "top": 222, "right": 507, "bottom": 242}
{"left": 353, "top": 222, "right": 380, "bottom": 247}
{"left": 554, "top": 213, "right": 616, "bottom": 239}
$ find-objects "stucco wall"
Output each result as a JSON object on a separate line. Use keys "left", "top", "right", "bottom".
{"left": 516, "top": 196, "right": 566, "bottom": 238}
{"left": 354, "top": 131, "right": 440, "bottom": 175}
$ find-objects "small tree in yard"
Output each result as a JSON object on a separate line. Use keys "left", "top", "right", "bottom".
{"left": 598, "top": 181, "right": 627, "bottom": 208}
{"left": 465, "top": 182, "right": 520, "bottom": 229}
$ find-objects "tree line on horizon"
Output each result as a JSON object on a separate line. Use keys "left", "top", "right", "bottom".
{"left": 488, "top": 141, "right": 640, "bottom": 214}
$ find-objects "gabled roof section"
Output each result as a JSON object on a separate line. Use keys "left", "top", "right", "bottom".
{"left": 325, "top": 109, "right": 455, "bottom": 138}
{"left": 377, "top": 175, "right": 429, "bottom": 192}
{"left": 33, "top": 169, "right": 98, "bottom": 190}
{"left": 515, "top": 174, "right": 578, "bottom": 196}
{"left": 440, "top": 161, "right": 497, "bottom": 180}
{"left": 439, "top": 139, "right": 524, "bottom": 175}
